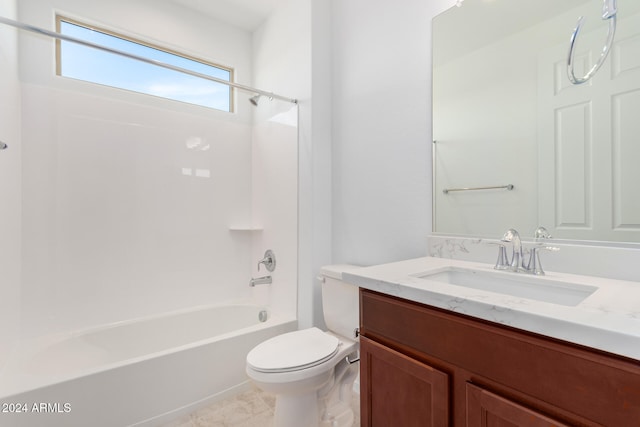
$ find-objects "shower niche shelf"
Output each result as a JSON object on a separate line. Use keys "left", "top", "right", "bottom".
{"left": 228, "top": 226, "right": 264, "bottom": 232}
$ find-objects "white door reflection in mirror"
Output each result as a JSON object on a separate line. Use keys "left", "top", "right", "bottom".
{"left": 537, "top": 12, "right": 640, "bottom": 242}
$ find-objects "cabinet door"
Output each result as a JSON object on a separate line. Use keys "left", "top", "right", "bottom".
{"left": 466, "top": 383, "right": 571, "bottom": 427}
{"left": 360, "top": 336, "right": 449, "bottom": 426}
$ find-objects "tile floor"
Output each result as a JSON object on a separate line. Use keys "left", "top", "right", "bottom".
{"left": 162, "top": 387, "right": 360, "bottom": 427}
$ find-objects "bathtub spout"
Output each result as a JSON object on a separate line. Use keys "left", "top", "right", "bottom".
{"left": 250, "top": 275, "right": 272, "bottom": 287}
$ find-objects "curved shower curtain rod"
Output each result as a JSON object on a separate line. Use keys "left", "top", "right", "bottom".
{"left": 0, "top": 15, "right": 298, "bottom": 104}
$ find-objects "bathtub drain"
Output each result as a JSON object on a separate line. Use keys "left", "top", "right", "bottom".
{"left": 258, "top": 310, "right": 268, "bottom": 322}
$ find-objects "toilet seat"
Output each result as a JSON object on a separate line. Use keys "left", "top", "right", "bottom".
{"left": 246, "top": 327, "right": 340, "bottom": 373}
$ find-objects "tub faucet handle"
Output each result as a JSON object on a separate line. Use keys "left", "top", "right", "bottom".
{"left": 257, "top": 249, "right": 276, "bottom": 272}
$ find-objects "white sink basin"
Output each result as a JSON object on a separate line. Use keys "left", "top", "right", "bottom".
{"left": 416, "top": 267, "right": 598, "bottom": 306}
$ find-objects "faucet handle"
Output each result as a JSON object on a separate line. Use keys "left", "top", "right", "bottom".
{"left": 257, "top": 249, "right": 276, "bottom": 272}
{"left": 495, "top": 244, "right": 511, "bottom": 270}
{"left": 525, "top": 245, "right": 560, "bottom": 275}
{"left": 488, "top": 242, "right": 511, "bottom": 270}
{"left": 501, "top": 228, "right": 520, "bottom": 243}
{"left": 534, "top": 226, "right": 552, "bottom": 240}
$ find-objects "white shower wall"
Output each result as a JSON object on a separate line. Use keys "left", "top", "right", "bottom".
{"left": 16, "top": 0, "right": 299, "bottom": 339}
{"left": 20, "top": 87, "right": 255, "bottom": 337}
{"left": 0, "top": 0, "right": 21, "bottom": 369}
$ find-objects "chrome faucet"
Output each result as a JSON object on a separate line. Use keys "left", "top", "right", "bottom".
{"left": 249, "top": 275, "right": 272, "bottom": 287}
{"left": 501, "top": 228, "right": 523, "bottom": 272}
{"left": 494, "top": 226, "right": 559, "bottom": 275}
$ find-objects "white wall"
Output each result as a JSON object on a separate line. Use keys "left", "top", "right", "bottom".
{"left": 304, "top": 0, "right": 333, "bottom": 328}
{"left": 17, "top": 0, "right": 259, "bottom": 338}
{"left": 0, "top": 0, "right": 21, "bottom": 368}
{"left": 330, "top": 0, "right": 455, "bottom": 266}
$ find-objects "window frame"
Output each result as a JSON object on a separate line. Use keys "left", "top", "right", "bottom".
{"left": 55, "top": 15, "right": 235, "bottom": 112}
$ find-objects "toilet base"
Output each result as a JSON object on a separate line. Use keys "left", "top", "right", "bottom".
{"left": 272, "top": 356, "right": 359, "bottom": 427}
{"left": 319, "top": 356, "right": 359, "bottom": 427}
{"left": 274, "top": 392, "right": 321, "bottom": 427}
{"left": 272, "top": 389, "right": 356, "bottom": 427}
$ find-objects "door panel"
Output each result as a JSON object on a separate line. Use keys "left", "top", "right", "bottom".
{"left": 360, "top": 336, "right": 449, "bottom": 427}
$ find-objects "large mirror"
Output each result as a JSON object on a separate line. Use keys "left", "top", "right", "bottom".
{"left": 432, "top": 0, "right": 640, "bottom": 243}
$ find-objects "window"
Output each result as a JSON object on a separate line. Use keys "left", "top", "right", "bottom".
{"left": 56, "top": 16, "right": 233, "bottom": 112}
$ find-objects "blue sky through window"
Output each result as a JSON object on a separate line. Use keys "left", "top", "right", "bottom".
{"left": 58, "top": 19, "right": 232, "bottom": 112}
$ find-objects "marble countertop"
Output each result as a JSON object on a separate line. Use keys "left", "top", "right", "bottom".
{"left": 343, "top": 257, "right": 640, "bottom": 361}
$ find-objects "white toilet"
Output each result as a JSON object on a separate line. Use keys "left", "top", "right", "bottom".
{"left": 246, "top": 265, "right": 361, "bottom": 427}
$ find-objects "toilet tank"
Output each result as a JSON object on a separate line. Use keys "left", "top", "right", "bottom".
{"left": 320, "top": 265, "right": 361, "bottom": 339}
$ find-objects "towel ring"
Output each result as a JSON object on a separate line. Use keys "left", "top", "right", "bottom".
{"left": 567, "top": 0, "right": 617, "bottom": 85}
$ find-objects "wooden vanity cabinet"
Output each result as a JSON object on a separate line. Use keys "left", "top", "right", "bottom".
{"left": 359, "top": 289, "right": 640, "bottom": 426}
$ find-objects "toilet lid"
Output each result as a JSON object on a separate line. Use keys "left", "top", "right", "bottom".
{"left": 247, "top": 327, "right": 340, "bottom": 373}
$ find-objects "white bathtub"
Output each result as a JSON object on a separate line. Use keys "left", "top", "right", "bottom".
{"left": 0, "top": 304, "right": 296, "bottom": 427}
